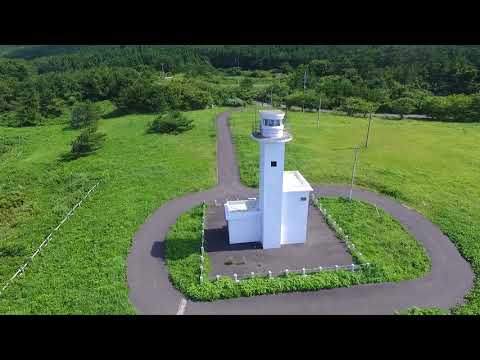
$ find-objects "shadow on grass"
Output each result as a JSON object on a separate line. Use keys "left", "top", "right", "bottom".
{"left": 59, "top": 151, "right": 93, "bottom": 162}
{"left": 156, "top": 236, "right": 202, "bottom": 261}
{"left": 357, "top": 179, "right": 408, "bottom": 202}
{"left": 61, "top": 125, "right": 79, "bottom": 132}
{"left": 103, "top": 108, "right": 129, "bottom": 119}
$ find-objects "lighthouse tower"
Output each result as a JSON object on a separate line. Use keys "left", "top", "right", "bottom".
{"left": 224, "top": 110, "right": 313, "bottom": 249}
{"left": 256, "top": 110, "right": 292, "bottom": 248}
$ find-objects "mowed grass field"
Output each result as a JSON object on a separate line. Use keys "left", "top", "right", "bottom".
{"left": 0, "top": 107, "right": 221, "bottom": 314}
{"left": 230, "top": 107, "right": 480, "bottom": 314}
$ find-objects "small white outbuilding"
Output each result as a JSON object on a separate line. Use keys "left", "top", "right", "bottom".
{"left": 224, "top": 110, "right": 313, "bottom": 249}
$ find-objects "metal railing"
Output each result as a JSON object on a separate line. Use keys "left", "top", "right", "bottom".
{"left": 0, "top": 181, "right": 101, "bottom": 297}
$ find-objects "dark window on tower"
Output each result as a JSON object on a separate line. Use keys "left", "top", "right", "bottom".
{"left": 271, "top": 161, "right": 277, "bottom": 167}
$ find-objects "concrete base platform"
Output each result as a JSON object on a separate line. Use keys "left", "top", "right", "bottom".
{"left": 205, "top": 203, "right": 353, "bottom": 277}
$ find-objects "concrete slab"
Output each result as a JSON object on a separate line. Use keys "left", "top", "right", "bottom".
{"left": 205, "top": 202, "right": 353, "bottom": 277}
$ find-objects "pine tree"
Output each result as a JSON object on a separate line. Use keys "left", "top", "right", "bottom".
{"left": 15, "top": 83, "right": 42, "bottom": 127}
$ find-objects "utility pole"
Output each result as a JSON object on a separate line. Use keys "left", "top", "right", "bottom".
{"left": 365, "top": 112, "right": 373, "bottom": 148}
{"left": 349, "top": 147, "right": 360, "bottom": 201}
{"left": 270, "top": 87, "right": 273, "bottom": 107}
{"left": 317, "top": 97, "right": 322, "bottom": 129}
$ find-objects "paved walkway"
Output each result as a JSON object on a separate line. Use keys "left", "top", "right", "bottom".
{"left": 127, "top": 112, "right": 473, "bottom": 315}
{"left": 205, "top": 203, "right": 353, "bottom": 277}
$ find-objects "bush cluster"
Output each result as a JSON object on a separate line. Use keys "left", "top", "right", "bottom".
{"left": 69, "top": 124, "right": 106, "bottom": 159}
{"left": 421, "top": 94, "right": 480, "bottom": 122}
{"left": 147, "top": 111, "right": 194, "bottom": 135}
{"left": 70, "top": 101, "right": 101, "bottom": 129}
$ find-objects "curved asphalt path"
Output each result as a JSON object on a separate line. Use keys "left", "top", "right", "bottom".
{"left": 127, "top": 112, "right": 473, "bottom": 315}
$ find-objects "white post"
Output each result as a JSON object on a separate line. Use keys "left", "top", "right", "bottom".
{"left": 234, "top": 273, "right": 239, "bottom": 283}
{"left": 268, "top": 270, "right": 273, "bottom": 279}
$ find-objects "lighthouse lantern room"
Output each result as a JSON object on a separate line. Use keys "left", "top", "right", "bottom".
{"left": 224, "top": 110, "right": 313, "bottom": 249}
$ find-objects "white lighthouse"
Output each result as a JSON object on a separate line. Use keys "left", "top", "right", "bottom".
{"left": 224, "top": 110, "right": 313, "bottom": 249}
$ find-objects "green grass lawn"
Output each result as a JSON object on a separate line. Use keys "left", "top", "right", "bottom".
{"left": 229, "top": 107, "right": 480, "bottom": 314}
{"left": 165, "top": 197, "right": 430, "bottom": 302}
{"left": 0, "top": 106, "right": 222, "bottom": 314}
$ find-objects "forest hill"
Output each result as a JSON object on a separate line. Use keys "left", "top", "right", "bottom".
{"left": 1, "top": 45, "right": 480, "bottom": 126}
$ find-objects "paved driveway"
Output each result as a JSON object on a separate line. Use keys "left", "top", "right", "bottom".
{"left": 127, "top": 112, "right": 473, "bottom": 315}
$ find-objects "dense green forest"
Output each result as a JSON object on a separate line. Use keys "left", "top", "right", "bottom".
{"left": 2, "top": 45, "right": 480, "bottom": 127}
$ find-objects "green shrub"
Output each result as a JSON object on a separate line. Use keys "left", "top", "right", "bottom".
{"left": 147, "top": 111, "right": 194, "bottom": 135}
{"left": 224, "top": 98, "right": 245, "bottom": 107}
{"left": 388, "top": 97, "right": 417, "bottom": 119}
{"left": 70, "top": 101, "right": 101, "bottom": 129}
{"left": 69, "top": 125, "right": 106, "bottom": 159}
{"left": 340, "top": 97, "right": 379, "bottom": 117}
{"left": 396, "top": 306, "right": 450, "bottom": 315}
{"left": 421, "top": 94, "right": 480, "bottom": 122}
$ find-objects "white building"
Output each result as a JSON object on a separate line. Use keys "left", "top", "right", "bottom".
{"left": 224, "top": 110, "right": 313, "bottom": 249}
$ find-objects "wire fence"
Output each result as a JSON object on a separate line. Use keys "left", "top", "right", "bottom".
{"left": 0, "top": 180, "right": 101, "bottom": 297}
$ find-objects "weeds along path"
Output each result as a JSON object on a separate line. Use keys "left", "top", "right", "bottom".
{"left": 127, "top": 112, "right": 474, "bottom": 315}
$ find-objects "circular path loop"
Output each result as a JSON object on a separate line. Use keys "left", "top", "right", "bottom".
{"left": 127, "top": 112, "right": 474, "bottom": 315}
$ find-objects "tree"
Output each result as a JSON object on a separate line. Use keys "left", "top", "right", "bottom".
{"left": 147, "top": 111, "right": 194, "bottom": 134}
{"left": 340, "top": 97, "right": 378, "bottom": 117}
{"left": 0, "top": 78, "right": 16, "bottom": 113}
{"left": 283, "top": 91, "right": 305, "bottom": 109}
{"left": 308, "top": 59, "right": 331, "bottom": 78}
{"left": 69, "top": 124, "right": 106, "bottom": 159}
{"left": 389, "top": 97, "right": 417, "bottom": 119}
{"left": 15, "top": 83, "right": 43, "bottom": 127}
{"left": 70, "top": 101, "right": 101, "bottom": 129}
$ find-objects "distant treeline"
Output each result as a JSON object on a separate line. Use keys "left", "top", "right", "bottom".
{"left": 186, "top": 45, "right": 480, "bottom": 96}
{"left": 1, "top": 45, "right": 480, "bottom": 126}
